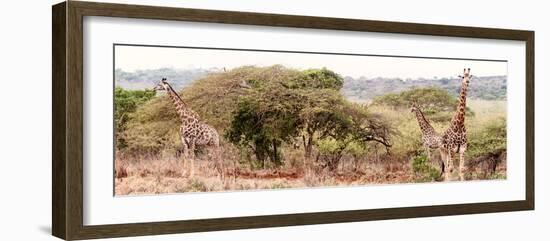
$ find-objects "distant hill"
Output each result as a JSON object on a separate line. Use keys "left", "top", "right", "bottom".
{"left": 115, "top": 68, "right": 506, "bottom": 101}
{"left": 115, "top": 67, "right": 216, "bottom": 90}
{"left": 343, "top": 75, "right": 506, "bottom": 101}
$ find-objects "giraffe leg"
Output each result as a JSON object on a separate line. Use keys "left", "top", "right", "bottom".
{"left": 439, "top": 157, "right": 445, "bottom": 179}
{"left": 446, "top": 150, "right": 454, "bottom": 181}
{"left": 189, "top": 141, "right": 196, "bottom": 178}
{"left": 439, "top": 149, "right": 450, "bottom": 181}
{"left": 217, "top": 146, "right": 224, "bottom": 181}
{"left": 210, "top": 144, "right": 223, "bottom": 180}
{"left": 437, "top": 149, "right": 445, "bottom": 179}
{"left": 425, "top": 146, "right": 431, "bottom": 162}
{"left": 459, "top": 145, "right": 467, "bottom": 181}
{"left": 180, "top": 136, "right": 188, "bottom": 177}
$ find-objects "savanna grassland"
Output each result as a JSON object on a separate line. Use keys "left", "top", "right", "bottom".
{"left": 114, "top": 65, "right": 507, "bottom": 195}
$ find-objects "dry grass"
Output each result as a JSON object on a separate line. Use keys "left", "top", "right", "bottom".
{"left": 114, "top": 155, "right": 415, "bottom": 196}
{"left": 115, "top": 152, "right": 505, "bottom": 196}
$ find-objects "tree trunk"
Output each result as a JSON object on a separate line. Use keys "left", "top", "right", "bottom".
{"left": 253, "top": 142, "right": 267, "bottom": 168}
{"left": 272, "top": 140, "right": 277, "bottom": 162}
{"left": 303, "top": 133, "right": 314, "bottom": 159}
{"left": 269, "top": 139, "right": 282, "bottom": 166}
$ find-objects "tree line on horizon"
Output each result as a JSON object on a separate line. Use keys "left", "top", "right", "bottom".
{"left": 116, "top": 67, "right": 507, "bottom": 101}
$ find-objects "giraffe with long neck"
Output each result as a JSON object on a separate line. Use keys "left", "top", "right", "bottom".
{"left": 440, "top": 68, "right": 472, "bottom": 181}
{"left": 154, "top": 78, "right": 222, "bottom": 178}
{"left": 411, "top": 102, "right": 444, "bottom": 173}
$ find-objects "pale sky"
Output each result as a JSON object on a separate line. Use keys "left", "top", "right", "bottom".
{"left": 115, "top": 45, "right": 507, "bottom": 79}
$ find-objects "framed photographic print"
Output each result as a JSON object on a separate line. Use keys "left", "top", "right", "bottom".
{"left": 52, "top": 1, "right": 534, "bottom": 240}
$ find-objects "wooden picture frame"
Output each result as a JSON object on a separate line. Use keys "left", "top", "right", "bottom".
{"left": 52, "top": 1, "right": 534, "bottom": 240}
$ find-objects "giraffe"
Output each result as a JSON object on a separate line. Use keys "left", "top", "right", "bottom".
{"left": 440, "top": 68, "right": 472, "bottom": 181}
{"left": 410, "top": 102, "right": 444, "bottom": 174}
{"left": 153, "top": 78, "right": 223, "bottom": 178}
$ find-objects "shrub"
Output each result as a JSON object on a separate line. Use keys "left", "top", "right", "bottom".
{"left": 114, "top": 87, "right": 156, "bottom": 149}
{"left": 467, "top": 117, "right": 506, "bottom": 158}
{"left": 411, "top": 153, "right": 440, "bottom": 182}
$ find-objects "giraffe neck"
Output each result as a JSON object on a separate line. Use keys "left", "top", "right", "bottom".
{"left": 414, "top": 108, "right": 434, "bottom": 133}
{"left": 451, "top": 76, "right": 470, "bottom": 127}
{"left": 164, "top": 84, "right": 198, "bottom": 124}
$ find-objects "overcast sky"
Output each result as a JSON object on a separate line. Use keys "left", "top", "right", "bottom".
{"left": 115, "top": 45, "right": 507, "bottom": 79}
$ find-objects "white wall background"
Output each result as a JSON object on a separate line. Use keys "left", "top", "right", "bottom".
{"left": 0, "top": 0, "right": 546, "bottom": 240}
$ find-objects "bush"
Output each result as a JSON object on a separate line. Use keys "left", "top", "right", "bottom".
{"left": 114, "top": 87, "right": 156, "bottom": 150}
{"left": 467, "top": 117, "right": 506, "bottom": 158}
{"left": 285, "top": 67, "right": 344, "bottom": 90}
{"left": 316, "top": 137, "right": 370, "bottom": 172}
{"left": 411, "top": 154, "right": 441, "bottom": 182}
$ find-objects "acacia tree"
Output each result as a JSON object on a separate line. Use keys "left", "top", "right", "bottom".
{"left": 226, "top": 67, "right": 395, "bottom": 169}
{"left": 225, "top": 83, "right": 304, "bottom": 167}
{"left": 288, "top": 68, "right": 345, "bottom": 158}
{"left": 344, "top": 103, "right": 393, "bottom": 151}
{"left": 315, "top": 103, "right": 393, "bottom": 171}
{"left": 225, "top": 68, "right": 345, "bottom": 166}
{"left": 297, "top": 90, "right": 346, "bottom": 158}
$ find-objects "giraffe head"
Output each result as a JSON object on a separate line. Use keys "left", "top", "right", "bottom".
{"left": 153, "top": 78, "right": 170, "bottom": 91}
{"left": 458, "top": 68, "right": 472, "bottom": 84}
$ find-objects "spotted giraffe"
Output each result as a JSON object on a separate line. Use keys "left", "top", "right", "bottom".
{"left": 153, "top": 78, "right": 222, "bottom": 178}
{"left": 440, "top": 68, "right": 472, "bottom": 181}
{"left": 410, "top": 102, "right": 444, "bottom": 174}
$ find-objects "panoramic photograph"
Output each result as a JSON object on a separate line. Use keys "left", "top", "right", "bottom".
{"left": 113, "top": 44, "right": 507, "bottom": 196}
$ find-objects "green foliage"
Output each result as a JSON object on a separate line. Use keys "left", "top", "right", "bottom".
{"left": 411, "top": 154, "right": 441, "bottom": 182}
{"left": 317, "top": 138, "right": 366, "bottom": 160}
{"left": 122, "top": 96, "right": 181, "bottom": 155}
{"left": 316, "top": 137, "right": 349, "bottom": 171}
{"left": 467, "top": 117, "right": 507, "bottom": 158}
{"left": 225, "top": 67, "right": 351, "bottom": 166}
{"left": 284, "top": 68, "right": 344, "bottom": 90}
{"left": 373, "top": 87, "right": 455, "bottom": 112}
{"left": 224, "top": 86, "right": 301, "bottom": 166}
{"left": 345, "top": 141, "right": 367, "bottom": 156}
{"left": 182, "top": 65, "right": 301, "bottom": 130}
{"left": 114, "top": 87, "right": 156, "bottom": 122}
{"left": 317, "top": 138, "right": 342, "bottom": 155}
{"left": 487, "top": 172, "right": 506, "bottom": 180}
{"left": 314, "top": 103, "right": 392, "bottom": 171}
{"left": 296, "top": 89, "right": 349, "bottom": 158}
{"left": 114, "top": 87, "right": 156, "bottom": 149}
